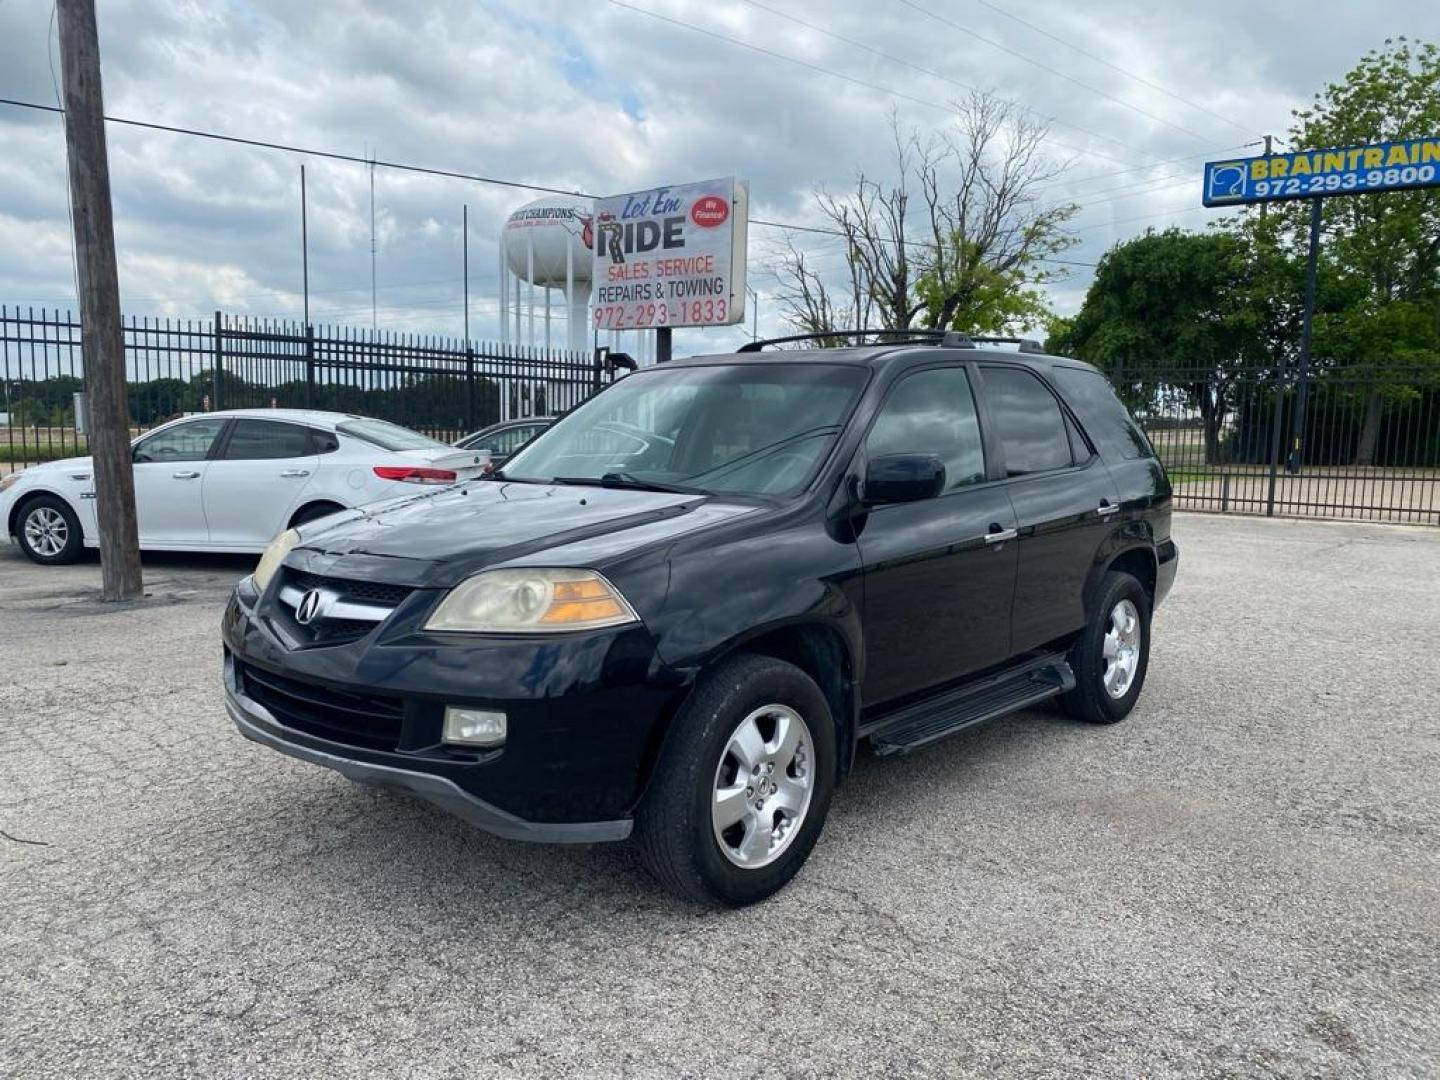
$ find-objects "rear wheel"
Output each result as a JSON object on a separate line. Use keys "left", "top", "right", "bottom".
{"left": 634, "top": 653, "right": 836, "bottom": 906}
{"left": 1063, "top": 571, "right": 1151, "bottom": 724}
{"left": 16, "top": 495, "right": 84, "bottom": 565}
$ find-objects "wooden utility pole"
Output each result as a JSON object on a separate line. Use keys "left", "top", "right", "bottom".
{"left": 57, "top": 0, "right": 142, "bottom": 600}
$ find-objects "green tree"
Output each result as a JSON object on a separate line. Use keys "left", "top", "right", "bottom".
{"left": 1051, "top": 228, "right": 1268, "bottom": 463}
{"left": 1288, "top": 38, "right": 1440, "bottom": 464}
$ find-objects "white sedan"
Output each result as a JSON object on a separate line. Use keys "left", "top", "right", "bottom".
{"left": 0, "top": 409, "right": 488, "bottom": 564}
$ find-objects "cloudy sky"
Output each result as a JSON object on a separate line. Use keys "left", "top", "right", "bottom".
{"left": 0, "top": 0, "right": 1436, "bottom": 355}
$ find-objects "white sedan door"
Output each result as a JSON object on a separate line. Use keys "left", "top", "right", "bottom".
{"left": 202, "top": 418, "right": 319, "bottom": 546}
{"left": 129, "top": 416, "right": 229, "bottom": 544}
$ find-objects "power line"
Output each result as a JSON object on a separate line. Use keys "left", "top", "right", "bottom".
{"left": 0, "top": 96, "right": 1116, "bottom": 267}
{"left": 605, "top": 0, "right": 1141, "bottom": 170}
{"left": 0, "top": 97, "right": 594, "bottom": 199}
{"left": 894, "top": 0, "right": 1215, "bottom": 144}
{"left": 735, "top": 0, "right": 1167, "bottom": 163}
{"left": 972, "top": 0, "right": 1252, "bottom": 136}
{"left": 1070, "top": 204, "right": 1214, "bottom": 232}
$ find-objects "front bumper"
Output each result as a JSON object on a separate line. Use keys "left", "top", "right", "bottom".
{"left": 222, "top": 571, "right": 686, "bottom": 842}
{"left": 225, "top": 667, "right": 631, "bottom": 843}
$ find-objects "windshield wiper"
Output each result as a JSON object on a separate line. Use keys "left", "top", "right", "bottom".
{"left": 551, "top": 473, "right": 705, "bottom": 495}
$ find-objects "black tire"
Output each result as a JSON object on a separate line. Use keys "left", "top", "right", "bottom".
{"left": 633, "top": 653, "right": 837, "bottom": 906}
{"left": 14, "top": 494, "right": 84, "bottom": 565}
{"left": 1063, "top": 570, "right": 1151, "bottom": 724}
{"left": 289, "top": 501, "right": 345, "bottom": 528}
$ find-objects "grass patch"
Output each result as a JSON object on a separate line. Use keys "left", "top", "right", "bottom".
{"left": 0, "top": 438, "right": 90, "bottom": 464}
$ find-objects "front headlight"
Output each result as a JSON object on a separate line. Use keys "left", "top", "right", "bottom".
{"left": 425, "top": 568, "right": 639, "bottom": 633}
{"left": 253, "top": 528, "right": 300, "bottom": 592}
{"left": 0, "top": 471, "right": 24, "bottom": 494}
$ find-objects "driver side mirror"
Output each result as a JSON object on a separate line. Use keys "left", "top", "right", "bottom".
{"left": 861, "top": 453, "right": 946, "bottom": 505}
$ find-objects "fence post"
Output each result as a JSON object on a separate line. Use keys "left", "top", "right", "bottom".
{"left": 212, "top": 309, "right": 223, "bottom": 411}
{"left": 1264, "top": 360, "right": 1286, "bottom": 517}
{"left": 304, "top": 323, "right": 315, "bottom": 408}
{"left": 464, "top": 344, "right": 476, "bottom": 431}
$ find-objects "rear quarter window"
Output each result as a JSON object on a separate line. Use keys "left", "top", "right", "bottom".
{"left": 1050, "top": 367, "right": 1155, "bottom": 462}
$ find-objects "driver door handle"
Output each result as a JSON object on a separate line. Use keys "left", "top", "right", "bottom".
{"left": 171, "top": 470, "right": 201, "bottom": 480}
{"left": 280, "top": 469, "right": 311, "bottom": 478}
{"left": 1097, "top": 499, "right": 1120, "bottom": 516}
{"left": 983, "top": 524, "right": 1018, "bottom": 546}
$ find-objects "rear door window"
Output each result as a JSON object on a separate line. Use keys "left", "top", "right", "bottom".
{"left": 1049, "top": 367, "right": 1154, "bottom": 461}
{"left": 980, "top": 366, "right": 1074, "bottom": 476}
{"left": 221, "top": 419, "right": 316, "bottom": 460}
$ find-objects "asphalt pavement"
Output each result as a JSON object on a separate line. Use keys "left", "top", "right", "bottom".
{"left": 2, "top": 513, "right": 1437, "bottom": 1078}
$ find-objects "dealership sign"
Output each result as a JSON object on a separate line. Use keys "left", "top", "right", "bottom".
{"left": 591, "top": 177, "right": 749, "bottom": 330}
{"left": 1203, "top": 137, "right": 1440, "bottom": 207}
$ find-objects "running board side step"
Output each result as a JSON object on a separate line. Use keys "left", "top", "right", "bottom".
{"left": 864, "top": 654, "right": 1075, "bottom": 756}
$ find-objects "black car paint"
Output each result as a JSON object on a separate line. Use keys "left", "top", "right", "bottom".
{"left": 223, "top": 345, "right": 1175, "bottom": 835}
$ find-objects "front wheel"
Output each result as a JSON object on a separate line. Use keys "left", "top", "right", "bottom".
{"left": 633, "top": 653, "right": 836, "bottom": 906}
{"left": 16, "top": 495, "right": 84, "bottom": 565}
{"left": 1063, "top": 571, "right": 1151, "bottom": 724}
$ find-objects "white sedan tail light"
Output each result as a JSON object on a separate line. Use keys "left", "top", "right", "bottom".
{"left": 373, "top": 466, "right": 457, "bottom": 485}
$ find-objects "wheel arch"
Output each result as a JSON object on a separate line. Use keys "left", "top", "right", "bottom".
{"left": 723, "top": 620, "right": 860, "bottom": 781}
{"left": 1091, "top": 543, "right": 1158, "bottom": 613}
{"left": 7, "top": 486, "right": 85, "bottom": 539}
{"left": 287, "top": 498, "right": 349, "bottom": 529}
{"left": 633, "top": 618, "right": 862, "bottom": 812}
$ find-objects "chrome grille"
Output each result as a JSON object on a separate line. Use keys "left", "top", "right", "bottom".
{"left": 272, "top": 569, "right": 416, "bottom": 645}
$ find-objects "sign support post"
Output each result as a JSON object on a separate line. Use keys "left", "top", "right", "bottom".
{"left": 1288, "top": 198, "right": 1322, "bottom": 474}
{"left": 655, "top": 326, "right": 672, "bottom": 365}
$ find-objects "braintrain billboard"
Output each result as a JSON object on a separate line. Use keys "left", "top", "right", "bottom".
{"left": 590, "top": 177, "right": 749, "bottom": 330}
{"left": 1203, "top": 137, "right": 1440, "bottom": 207}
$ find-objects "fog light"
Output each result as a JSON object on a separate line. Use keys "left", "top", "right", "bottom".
{"left": 443, "top": 706, "right": 507, "bottom": 748}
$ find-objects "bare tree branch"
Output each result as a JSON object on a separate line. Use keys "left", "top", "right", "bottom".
{"left": 772, "top": 92, "right": 1079, "bottom": 339}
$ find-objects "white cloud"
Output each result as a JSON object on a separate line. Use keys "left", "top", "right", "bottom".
{"left": 0, "top": 0, "right": 1433, "bottom": 355}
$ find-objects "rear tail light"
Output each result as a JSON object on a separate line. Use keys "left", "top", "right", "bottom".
{"left": 373, "top": 466, "right": 458, "bottom": 485}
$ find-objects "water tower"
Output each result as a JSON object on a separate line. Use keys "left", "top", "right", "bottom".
{"left": 499, "top": 196, "right": 593, "bottom": 354}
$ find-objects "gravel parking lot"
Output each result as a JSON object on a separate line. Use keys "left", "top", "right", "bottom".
{"left": 2, "top": 513, "right": 1437, "bottom": 1078}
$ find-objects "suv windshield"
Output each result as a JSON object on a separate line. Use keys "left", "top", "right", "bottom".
{"left": 336, "top": 418, "right": 451, "bottom": 452}
{"left": 503, "top": 362, "right": 868, "bottom": 496}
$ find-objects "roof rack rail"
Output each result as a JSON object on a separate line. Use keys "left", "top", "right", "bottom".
{"left": 736, "top": 329, "right": 1046, "bottom": 354}
{"left": 737, "top": 329, "right": 975, "bottom": 353}
{"left": 966, "top": 335, "right": 1047, "bottom": 354}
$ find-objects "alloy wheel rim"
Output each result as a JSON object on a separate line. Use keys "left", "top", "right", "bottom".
{"left": 1101, "top": 598, "right": 1141, "bottom": 699}
{"left": 711, "top": 704, "right": 816, "bottom": 870}
{"left": 24, "top": 507, "right": 68, "bottom": 557}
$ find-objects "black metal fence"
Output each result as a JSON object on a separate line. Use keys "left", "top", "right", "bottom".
{"left": 4, "top": 307, "right": 1439, "bottom": 525}
{"left": 1119, "top": 362, "right": 1440, "bottom": 524}
{"left": 1, "top": 307, "right": 603, "bottom": 468}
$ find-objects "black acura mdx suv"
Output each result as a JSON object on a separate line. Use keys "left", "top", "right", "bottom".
{"left": 223, "top": 332, "right": 1177, "bottom": 906}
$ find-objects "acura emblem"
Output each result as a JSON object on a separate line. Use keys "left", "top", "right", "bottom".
{"left": 294, "top": 588, "right": 326, "bottom": 625}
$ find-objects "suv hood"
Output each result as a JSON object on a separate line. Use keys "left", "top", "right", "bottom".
{"left": 289, "top": 480, "right": 760, "bottom": 586}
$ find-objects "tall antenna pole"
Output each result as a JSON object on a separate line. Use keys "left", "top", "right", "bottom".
{"left": 368, "top": 151, "right": 377, "bottom": 331}
{"left": 463, "top": 203, "right": 469, "bottom": 342}
{"left": 300, "top": 163, "right": 310, "bottom": 327}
